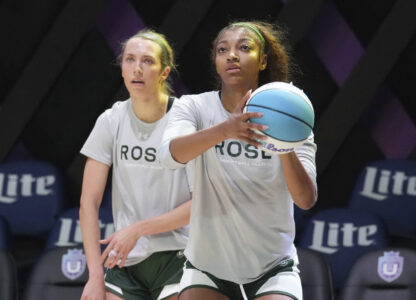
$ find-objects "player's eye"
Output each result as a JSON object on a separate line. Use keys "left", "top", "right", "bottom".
{"left": 217, "top": 47, "right": 227, "bottom": 53}
{"left": 240, "top": 44, "right": 251, "bottom": 51}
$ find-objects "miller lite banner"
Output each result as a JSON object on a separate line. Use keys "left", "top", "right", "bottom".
{"left": 0, "top": 161, "right": 65, "bottom": 235}
{"left": 349, "top": 159, "right": 416, "bottom": 238}
{"left": 45, "top": 207, "right": 114, "bottom": 251}
{"left": 298, "top": 208, "right": 388, "bottom": 289}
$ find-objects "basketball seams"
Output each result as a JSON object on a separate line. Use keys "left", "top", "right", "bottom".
{"left": 256, "top": 129, "right": 309, "bottom": 143}
{"left": 244, "top": 82, "right": 315, "bottom": 153}
{"left": 246, "top": 103, "right": 313, "bottom": 129}
{"left": 250, "top": 84, "right": 314, "bottom": 113}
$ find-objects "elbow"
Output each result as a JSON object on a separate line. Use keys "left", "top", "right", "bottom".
{"left": 297, "top": 197, "right": 317, "bottom": 210}
{"left": 294, "top": 190, "right": 317, "bottom": 210}
{"left": 159, "top": 140, "right": 185, "bottom": 169}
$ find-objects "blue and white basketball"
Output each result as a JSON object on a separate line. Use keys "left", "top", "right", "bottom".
{"left": 244, "top": 81, "right": 314, "bottom": 154}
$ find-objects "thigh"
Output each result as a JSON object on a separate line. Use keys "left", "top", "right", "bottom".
{"left": 179, "top": 261, "right": 240, "bottom": 300}
{"left": 106, "top": 291, "right": 124, "bottom": 300}
{"left": 250, "top": 271, "right": 302, "bottom": 300}
{"left": 179, "top": 287, "right": 230, "bottom": 300}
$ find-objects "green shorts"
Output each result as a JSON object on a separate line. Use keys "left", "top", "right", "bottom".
{"left": 104, "top": 250, "right": 186, "bottom": 300}
{"left": 180, "top": 259, "right": 302, "bottom": 300}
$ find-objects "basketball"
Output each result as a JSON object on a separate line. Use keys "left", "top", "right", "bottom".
{"left": 244, "top": 81, "right": 314, "bottom": 154}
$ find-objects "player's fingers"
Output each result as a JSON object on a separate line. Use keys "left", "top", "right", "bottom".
{"left": 101, "top": 244, "right": 113, "bottom": 263}
{"left": 119, "top": 255, "right": 128, "bottom": 268}
{"left": 109, "top": 252, "right": 122, "bottom": 268}
{"left": 101, "top": 249, "right": 109, "bottom": 264}
{"left": 104, "top": 246, "right": 119, "bottom": 267}
{"left": 105, "top": 255, "right": 115, "bottom": 268}
{"left": 240, "top": 136, "right": 263, "bottom": 148}
{"left": 247, "top": 122, "right": 268, "bottom": 133}
{"left": 242, "top": 111, "right": 263, "bottom": 122}
{"left": 99, "top": 235, "right": 112, "bottom": 244}
{"left": 246, "top": 129, "right": 267, "bottom": 142}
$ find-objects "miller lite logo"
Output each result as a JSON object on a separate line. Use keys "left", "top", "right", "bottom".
{"left": 54, "top": 217, "right": 114, "bottom": 247}
{"left": 360, "top": 166, "right": 416, "bottom": 201}
{"left": 309, "top": 220, "right": 377, "bottom": 254}
{"left": 0, "top": 173, "right": 55, "bottom": 203}
{"left": 378, "top": 251, "right": 403, "bottom": 282}
{"left": 61, "top": 248, "right": 86, "bottom": 280}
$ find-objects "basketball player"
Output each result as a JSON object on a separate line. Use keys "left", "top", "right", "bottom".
{"left": 160, "top": 21, "right": 317, "bottom": 300}
{"left": 79, "top": 29, "right": 192, "bottom": 300}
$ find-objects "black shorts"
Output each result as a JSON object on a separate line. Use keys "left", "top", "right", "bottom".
{"left": 105, "top": 250, "right": 186, "bottom": 300}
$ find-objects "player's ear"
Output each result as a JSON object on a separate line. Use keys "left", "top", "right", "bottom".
{"left": 160, "top": 66, "right": 171, "bottom": 81}
{"left": 260, "top": 54, "right": 267, "bottom": 71}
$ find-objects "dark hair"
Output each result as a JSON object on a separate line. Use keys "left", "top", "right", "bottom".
{"left": 211, "top": 21, "right": 295, "bottom": 88}
{"left": 118, "top": 29, "right": 177, "bottom": 95}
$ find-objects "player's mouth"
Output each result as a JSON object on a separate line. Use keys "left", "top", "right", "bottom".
{"left": 132, "top": 79, "right": 144, "bottom": 85}
{"left": 226, "top": 64, "right": 241, "bottom": 73}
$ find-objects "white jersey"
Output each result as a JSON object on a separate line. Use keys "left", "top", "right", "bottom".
{"left": 81, "top": 98, "right": 192, "bottom": 266}
{"left": 160, "top": 91, "right": 317, "bottom": 284}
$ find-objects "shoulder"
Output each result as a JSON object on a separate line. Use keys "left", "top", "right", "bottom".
{"left": 174, "top": 91, "right": 219, "bottom": 110}
{"left": 98, "top": 99, "right": 130, "bottom": 123}
{"left": 104, "top": 99, "right": 129, "bottom": 116}
{"left": 179, "top": 91, "right": 219, "bottom": 102}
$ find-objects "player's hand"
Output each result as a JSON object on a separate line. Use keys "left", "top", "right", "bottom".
{"left": 221, "top": 90, "right": 268, "bottom": 146}
{"left": 80, "top": 277, "right": 105, "bottom": 300}
{"left": 100, "top": 224, "right": 139, "bottom": 268}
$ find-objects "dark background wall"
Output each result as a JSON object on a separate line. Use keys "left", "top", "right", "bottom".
{"left": 0, "top": 0, "right": 415, "bottom": 293}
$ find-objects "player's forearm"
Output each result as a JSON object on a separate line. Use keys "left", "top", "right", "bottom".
{"left": 170, "top": 124, "right": 227, "bottom": 163}
{"left": 279, "top": 152, "right": 316, "bottom": 210}
{"left": 79, "top": 199, "right": 104, "bottom": 277}
{"left": 132, "top": 200, "right": 192, "bottom": 238}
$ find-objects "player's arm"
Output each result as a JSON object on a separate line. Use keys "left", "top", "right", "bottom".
{"left": 169, "top": 92, "right": 267, "bottom": 164}
{"left": 279, "top": 152, "right": 316, "bottom": 210}
{"left": 101, "top": 197, "right": 192, "bottom": 268}
{"left": 79, "top": 158, "right": 110, "bottom": 300}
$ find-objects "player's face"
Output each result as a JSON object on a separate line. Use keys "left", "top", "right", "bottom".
{"left": 121, "top": 37, "right": 169, "bottom": 96}
{"left": 215, "top": 28, "right": 266, "bottom": 89}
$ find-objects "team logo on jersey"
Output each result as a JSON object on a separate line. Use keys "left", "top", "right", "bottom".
{"left": 61, "top": 248, "right": 86, "bottom": 280}
{"left": 377, "top": 251, "right": 403, "bottom": 282}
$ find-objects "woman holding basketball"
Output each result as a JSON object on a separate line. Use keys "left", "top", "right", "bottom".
{"left": 79, "top": 29, "right": 192, "bottom": 300}
{"left": 160, "top": 21, "right": 317, "bottom": 300}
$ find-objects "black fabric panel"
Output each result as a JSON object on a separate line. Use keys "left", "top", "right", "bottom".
{"left": 334, "top": 0, "right": 396, "bottom": 46}
{"left": 23, "top": 29, "right": 122, "bottom": 168}
{"left": 0, "top": 0, "right": 69, "bottom": 101}
{"left": 177, "top": 0, "right": 282, "bottom": 93}
{"left": 292, "top": 40, "right": 338, "bottom": 121}
{"left": 389, "top": 36, "right": 416, "bottom": 122}
{"left": 315, "top": 0, "right": 416, "bottom": 174}
{"left": 0, "top": 0, "right": 110, "bottom": 162}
